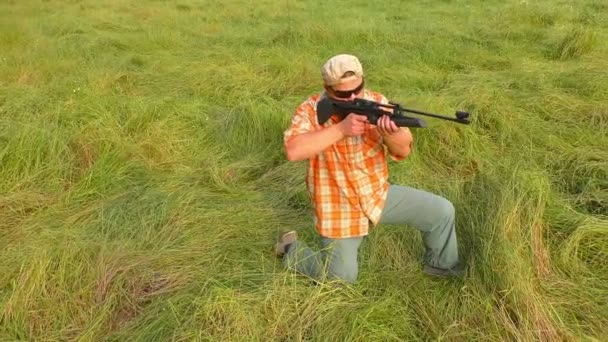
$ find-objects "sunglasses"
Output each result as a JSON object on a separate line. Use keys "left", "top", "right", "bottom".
{"left": 331, "top": 79, "right": 364, "bottom": 99}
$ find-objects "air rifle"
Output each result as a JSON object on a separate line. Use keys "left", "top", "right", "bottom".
{"left": 317, "top": 97, "right": 471, "bottom": 128}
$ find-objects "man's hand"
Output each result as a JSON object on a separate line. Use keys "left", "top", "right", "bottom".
{"left": 376, "top": 115, "right": 413, "bottom": 160}
{"left": 338, "top": 114, "right": 368, "bottom": 137}
{"left": 377, "top": 115, "right": 400, "bottom": 136}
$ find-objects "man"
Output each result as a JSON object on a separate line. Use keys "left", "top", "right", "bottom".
{"left": 276, "top": 54, "right": 464, "bottom": 283}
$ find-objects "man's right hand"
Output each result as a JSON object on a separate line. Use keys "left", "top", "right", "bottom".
{"left": 338, "top": 114, "right": 368, "bottom": 137}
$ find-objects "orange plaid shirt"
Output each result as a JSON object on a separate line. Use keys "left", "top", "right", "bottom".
{"left": 284, "top": 90, "right": 403, "bottom": 239}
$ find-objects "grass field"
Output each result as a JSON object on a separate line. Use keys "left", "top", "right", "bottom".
{"left": 1, "top": 0, "right": 607, "bottom": 340}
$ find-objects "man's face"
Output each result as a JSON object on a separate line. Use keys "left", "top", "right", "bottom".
{"left": 326, "top": 77, "right": 364, "bottom": 101}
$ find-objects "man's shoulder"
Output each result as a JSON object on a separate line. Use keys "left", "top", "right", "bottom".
{"left": 290, "top": 92, "right": 324, "bottom": 126}
{"left": 299, "top": 92, "right": 323, "bottom": 107}
{"left": 294, "top": 92, "right": 324, "bottom": 115}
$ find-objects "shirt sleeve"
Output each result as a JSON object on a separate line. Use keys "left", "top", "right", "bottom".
{"left": 283, "top": 99, "right": 317, "bottom": 144}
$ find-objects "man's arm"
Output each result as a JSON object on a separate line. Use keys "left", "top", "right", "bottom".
{"left": 285, "top": 124, "right": 344, "bottom": 161}
{"left": 377, "top": 115, "right": 413, "bottom": 160}
{"left": 285, "top": 114, "right": 369, "bottom": 161}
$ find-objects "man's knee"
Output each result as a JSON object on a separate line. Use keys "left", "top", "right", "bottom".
{"left": 324, "top": 238, "right": 361, "bottom": 284}
{"left": 328, "top": 262, "right": 358, "bottom": 283}
{"left": 435, "top": 196, "right": 455, "bottom": 222}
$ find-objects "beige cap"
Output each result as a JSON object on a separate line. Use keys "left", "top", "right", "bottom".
{"left": 321, "top": 54, "right": 364, "bottom": 86}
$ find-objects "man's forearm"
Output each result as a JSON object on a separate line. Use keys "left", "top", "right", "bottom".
{"left": 383, "top": 128, "right": 413, "bottom": 159}
{"left": 285, "top": 125, "right": 344, "bottom": 161}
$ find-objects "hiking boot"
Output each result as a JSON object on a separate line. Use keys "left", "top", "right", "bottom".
{"left": 275, "top": 230, "right": 297, "bottom": 257}
{"left": 423, "top": 263, "right": 465, "bottom": 278}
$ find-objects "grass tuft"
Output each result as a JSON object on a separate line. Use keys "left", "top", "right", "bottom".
{"left": 554, "top": 26, "right": 597, "bottom": 60}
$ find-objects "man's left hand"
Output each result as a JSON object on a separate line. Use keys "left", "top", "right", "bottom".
{"left": 377, "top": 115, "right": 400, "bottom": 136}
{"left": 376, "top": 114, "right": 413, "bottom": 159}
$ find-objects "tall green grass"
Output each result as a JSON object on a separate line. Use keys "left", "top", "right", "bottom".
{"left": 1, "top": 0, "right": 606, "bottom": 340}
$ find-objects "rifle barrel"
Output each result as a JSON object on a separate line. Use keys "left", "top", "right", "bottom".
{"left": 388, "top": 104, "right": 469, "bottom": 124}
